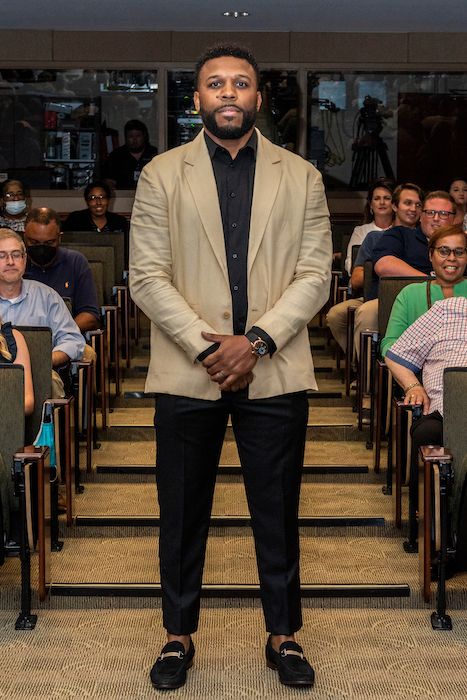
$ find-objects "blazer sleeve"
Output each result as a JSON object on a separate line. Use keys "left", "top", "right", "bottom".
{"left": 247, "top": 167, "right": 332, "bottom": 353}
{"left": 129, "top": 161, "right": 219, "bottom": 362}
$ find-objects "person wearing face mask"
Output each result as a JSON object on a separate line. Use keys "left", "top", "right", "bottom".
{"left": 0, "top": 179, "right": 30, "bottom": 232}
{"left": 0, "top": 228, "right": 85, "bottom": 399}
{"left": 23, "top": 208, "right": 100, "bottom": 334}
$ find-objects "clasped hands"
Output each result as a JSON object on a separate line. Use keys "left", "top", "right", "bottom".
{"left": 201, "top": 331, "right": 256, "bottom": 392}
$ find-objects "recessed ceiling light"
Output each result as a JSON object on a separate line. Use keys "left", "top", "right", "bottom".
{"left": 222, "top": 11, "right": 250, "bottom": 18}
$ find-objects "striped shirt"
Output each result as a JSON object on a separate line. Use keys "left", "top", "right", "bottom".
{"left": 386, "top": 296, "right": 467, "bottom": 416}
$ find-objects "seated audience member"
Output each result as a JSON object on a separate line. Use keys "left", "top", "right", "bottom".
{"left": 381, "top": 224, "right": 467, "bottom": 357}
{"left": 0, "top": 316, "right": 34, "bottom": 415}
{"left": 385, "top": 295, "right": 467, "bottom": 548}
{"left": 343, "top": 177, "right": 395, "bottom": 275}
{"left": 327, "top": 183, "right": 422, "bottom": 354}
{"left": 62, "top": 181, "right": 129, "bottom": 265}
{"left": 23, "top": 208, "right": 100, "bottom": 335}
{"left": 103, "top": 119, "right": 157, "bottom": 190}
{"left": 0, "top": 229, "right": 85, "bottom": 397}
{"left": 372, "top": 190, "right": 455, "bottom": 280}
{"left": 351, "top": 189, "right": 456, "bottom": 354}
{"left": 447, "top": 177, "right": 467, "bottom": 230}
{"left": 0, "top": 179, "right": 30, "bottom": 232}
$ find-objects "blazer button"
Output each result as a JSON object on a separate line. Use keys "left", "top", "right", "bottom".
{"left": 223, "top": 311, "right": 231, "bottom": 318}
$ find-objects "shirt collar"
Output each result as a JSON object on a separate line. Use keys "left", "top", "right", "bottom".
{"left": 0, "top": 280, "right": 26, "bottom": 304}
{"left": 204, "top": 129, "right": 257, "bottom": 161}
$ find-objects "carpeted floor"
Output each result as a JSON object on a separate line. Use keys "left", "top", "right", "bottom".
{"left": 2, "top": 329, "right": 466, "bottom": 699}
{"left": 2, "top": 606, "right": 467, "bottom": 699}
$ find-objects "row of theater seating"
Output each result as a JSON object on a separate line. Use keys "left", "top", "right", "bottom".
{"left": 326, "top": 221, "right": 467, "bottom": 630}
{"left": 0, "top": 229, "right": 135, "bottom": 628}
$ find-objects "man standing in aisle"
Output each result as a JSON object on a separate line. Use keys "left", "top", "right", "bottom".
{"left": 130, "top": 44, "right": 332, "bottom": 690}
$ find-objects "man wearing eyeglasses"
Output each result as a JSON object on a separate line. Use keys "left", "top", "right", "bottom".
{"left": 373, "top": 190, "right": 456, "bottom": 280}
{"left": 0, "top": 229, "right": 85, "bottom": 387}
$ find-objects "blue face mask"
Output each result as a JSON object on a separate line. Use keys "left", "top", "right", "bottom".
{"left": 5, "top": 200, "right": 26, "bottom": 216}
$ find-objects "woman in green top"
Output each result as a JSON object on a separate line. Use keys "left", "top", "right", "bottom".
{"left": 381, "top": 224, "right": 467, "bottom": 358}
{"left": 382, "top": 223, "right": 467, "bottom": 552}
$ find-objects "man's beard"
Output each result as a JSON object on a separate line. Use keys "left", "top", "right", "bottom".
{"left": 200, "top": 105, "right": 257, "bottom": 140}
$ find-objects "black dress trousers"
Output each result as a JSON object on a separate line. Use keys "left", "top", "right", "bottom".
{"left": 154, "top": 388, "right": 309, "bottom": 636}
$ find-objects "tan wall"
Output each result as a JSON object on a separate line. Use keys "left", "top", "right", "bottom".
{"left": 1, "top": 30, "right": 467, "bottom": 69}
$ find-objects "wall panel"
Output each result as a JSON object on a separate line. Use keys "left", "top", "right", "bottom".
{"left": 408, "top": 33, "right": 467, "bottom": 63}
{"left": 53, "top": 31, "right": 172, "bottom": 62}
{"left": 0, "top": 31, "right": 53, "bottom": 62}
{"left": 171, "top": 32, "right": 290, "bottom": 63}
{"left": 290, "top": 32, "right": 408, "bottom": 63}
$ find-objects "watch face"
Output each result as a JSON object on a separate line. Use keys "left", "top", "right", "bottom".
{"left": 253, "top": 339, "right": 268, "bottom": 356}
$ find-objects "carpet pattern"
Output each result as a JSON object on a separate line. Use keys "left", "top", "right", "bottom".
{"left": 2, "top": 607, "right": 467, "bottom": 699}
{"left": 2, "top": 328, "right": 467, "bottom": 699}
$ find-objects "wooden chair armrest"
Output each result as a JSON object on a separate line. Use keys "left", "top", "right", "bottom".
{"left": 101, "top": 305, "right": 121, "bottom": 396}
{"left": 43, "top": 396, "right": 75, "bottom": 525}
{"left": 419, "top": 445, "right": 453, "bottom": 462}
{"left": 13, "top": 445, "right": 50, "bottom": 601}
{"left": 13, "top": 445, "right": 48, "bottom": 461}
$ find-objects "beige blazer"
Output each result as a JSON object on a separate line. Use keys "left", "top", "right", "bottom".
{"left": 130, "top": 128, "right": 332, "bottom": 400}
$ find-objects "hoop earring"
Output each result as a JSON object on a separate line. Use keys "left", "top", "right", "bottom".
{"left": 370, "top": 208, "right": 374, "bottom": 216}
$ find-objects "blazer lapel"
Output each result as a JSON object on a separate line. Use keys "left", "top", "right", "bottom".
{"left": 183, "top": 132, "right": 228, "bottom": 278}
{"left": 248, "top": 130, "right": 282, "bottom": 271}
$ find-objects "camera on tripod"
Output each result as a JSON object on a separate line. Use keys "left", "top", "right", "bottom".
{"left": 359, "top": 95, "right": 384, "bottom": 136}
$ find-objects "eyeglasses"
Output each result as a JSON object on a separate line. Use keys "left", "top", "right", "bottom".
{"left": 86, "top": 195, "right": 108, "bottom": 202}
{"left": 422, "top": 210, "right": 455, "bottom": 220}
{"left": 3, "top": 193, "right": 25, "bottom": 200}
{"left": 433, "top": 246, "right": 467, "bottom": 258}
{"left": 0, "top": 250, "right": 24, "bottom": 260}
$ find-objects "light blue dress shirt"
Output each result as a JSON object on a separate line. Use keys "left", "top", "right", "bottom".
{"left": 0, "top": 279, "right": 85, "bottom": 361}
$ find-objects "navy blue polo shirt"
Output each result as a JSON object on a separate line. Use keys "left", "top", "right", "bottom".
{"left": 24, "top": 247, "right": 100, "bottom": 321}
{"left": 369, "top": 225, "right": 434, "bottom": 299}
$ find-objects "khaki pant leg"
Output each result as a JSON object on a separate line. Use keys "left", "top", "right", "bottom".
{"left": 82, "top": 344, "right": 97, "bottom": 363}
{"left": 353, "top": 298, "right": 379, "bottom": 360}
{"left": 52, "top": 370, "right": 65, "bottom": 398}
{"left": 326, "top": 297, "right": 363, "bottom": 351}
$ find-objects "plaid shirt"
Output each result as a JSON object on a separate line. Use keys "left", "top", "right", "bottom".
{"left": 386, "top": 297, "right": 467, "bottom": 416}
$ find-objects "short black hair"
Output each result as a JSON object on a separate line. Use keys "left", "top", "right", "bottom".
{"left": 124, "top": 119, "right": 149, "bottom": 146}
{"left": 84, "top": 181, "right": 112, "bottom": 201}
{"left": 194, "top": 43, "right": 260, "bottom": 91}
{"left": 25, "top": 207, "right": 62, "bottom": 232}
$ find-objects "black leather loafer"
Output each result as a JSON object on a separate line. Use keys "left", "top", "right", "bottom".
{"left": 150, "top": 638, "right": 195, "bottom": 689}
{"left": 265, "top": 635, "right": 315, "bottom": 686}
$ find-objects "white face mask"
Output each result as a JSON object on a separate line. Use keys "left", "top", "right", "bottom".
{"left": 5, "top": 200, "right": 27, "bottom": 216}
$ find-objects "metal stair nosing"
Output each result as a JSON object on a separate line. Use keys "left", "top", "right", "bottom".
{"left": 49, "top": 581, "right": 410, "bottom": 598}
{"left": 74, "top": 514, "right": 385, "bottom": 528}
{"left": 95, "top": 464, "right": 370, "bottom": 475}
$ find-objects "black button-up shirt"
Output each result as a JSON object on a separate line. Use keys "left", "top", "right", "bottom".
{"left": 197, "top": 132, "right": 276, "bottom": 362}
{"left": 206, "top": 131, "right": 256, "bottom": 335}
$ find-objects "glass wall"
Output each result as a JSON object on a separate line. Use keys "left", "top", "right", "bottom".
{"left": 2, "top": 66, "right": 467, "bottom": 192}
{"left": 167, "top": 68, "right": 299, "bottom": 152}
{"left": 307, "top": 70, "right": 467, "bottom": 191}
{"left": 0, "top": 69, "right": 158, "bottom": 189}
